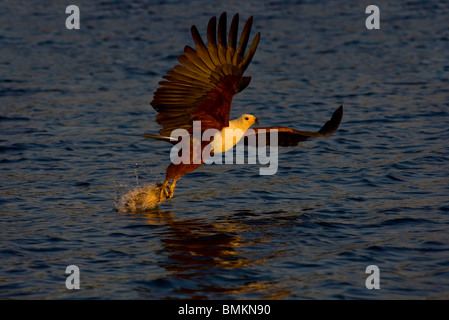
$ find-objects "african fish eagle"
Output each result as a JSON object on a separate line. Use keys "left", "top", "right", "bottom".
{"left": 144, "top": 12, "right": 343, "bottom": 200}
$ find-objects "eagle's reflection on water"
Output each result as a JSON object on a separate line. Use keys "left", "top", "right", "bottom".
{"left": 128, "top": 208, "right": 292, "bottom": 299}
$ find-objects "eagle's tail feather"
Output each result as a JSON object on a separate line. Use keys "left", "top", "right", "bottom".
{"left": 142, "top": 133, "right": 178, "bottom": 143}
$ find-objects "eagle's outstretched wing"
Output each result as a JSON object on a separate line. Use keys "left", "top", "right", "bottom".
{"left": 151, "top": 12, "right": 260, "bottom": 136}
{"left": 243, "top": 105, "right": 343, "bottom": 147}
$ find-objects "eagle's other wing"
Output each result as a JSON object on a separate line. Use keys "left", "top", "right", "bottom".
{"left": 243, "top": 105, "right": 343, "bottom": 147}
{"left": 151, "top": 12, "right": 260, "bottom": 136}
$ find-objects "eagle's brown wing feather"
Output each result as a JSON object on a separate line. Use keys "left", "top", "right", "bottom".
{"left": 150, "top": 13, "right": 260, "bottom": 136}
{"left": 243, "top": 106, "right": 343, "bottom": 147}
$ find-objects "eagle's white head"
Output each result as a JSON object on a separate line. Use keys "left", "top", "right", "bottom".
{"left": 234, "top": 114, "right": 259, "bottom": 131}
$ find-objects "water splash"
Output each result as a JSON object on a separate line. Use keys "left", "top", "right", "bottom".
{"left": 116, "top": 183, "right": 166, "bottom": 213}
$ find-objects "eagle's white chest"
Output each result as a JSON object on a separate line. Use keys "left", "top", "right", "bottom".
{"left": 209, "top": 123, "right": 246, "bottom": 154}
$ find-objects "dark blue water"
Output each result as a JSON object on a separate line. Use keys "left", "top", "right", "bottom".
{"left": 1, "top": 0, "right": 449, "bottom": 299}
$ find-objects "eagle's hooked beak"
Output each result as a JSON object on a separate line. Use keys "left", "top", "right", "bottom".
{"left": 255, "top": 117, "right": 260, "bottom": 125}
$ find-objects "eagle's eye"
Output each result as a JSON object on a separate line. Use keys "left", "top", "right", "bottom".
{"left": 245, "top": 117, "right": 249, "bottom": 121}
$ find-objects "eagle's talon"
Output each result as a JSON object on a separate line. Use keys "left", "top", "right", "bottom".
{"left": 158, "top": 183, "right": 169, "bottom": 200}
